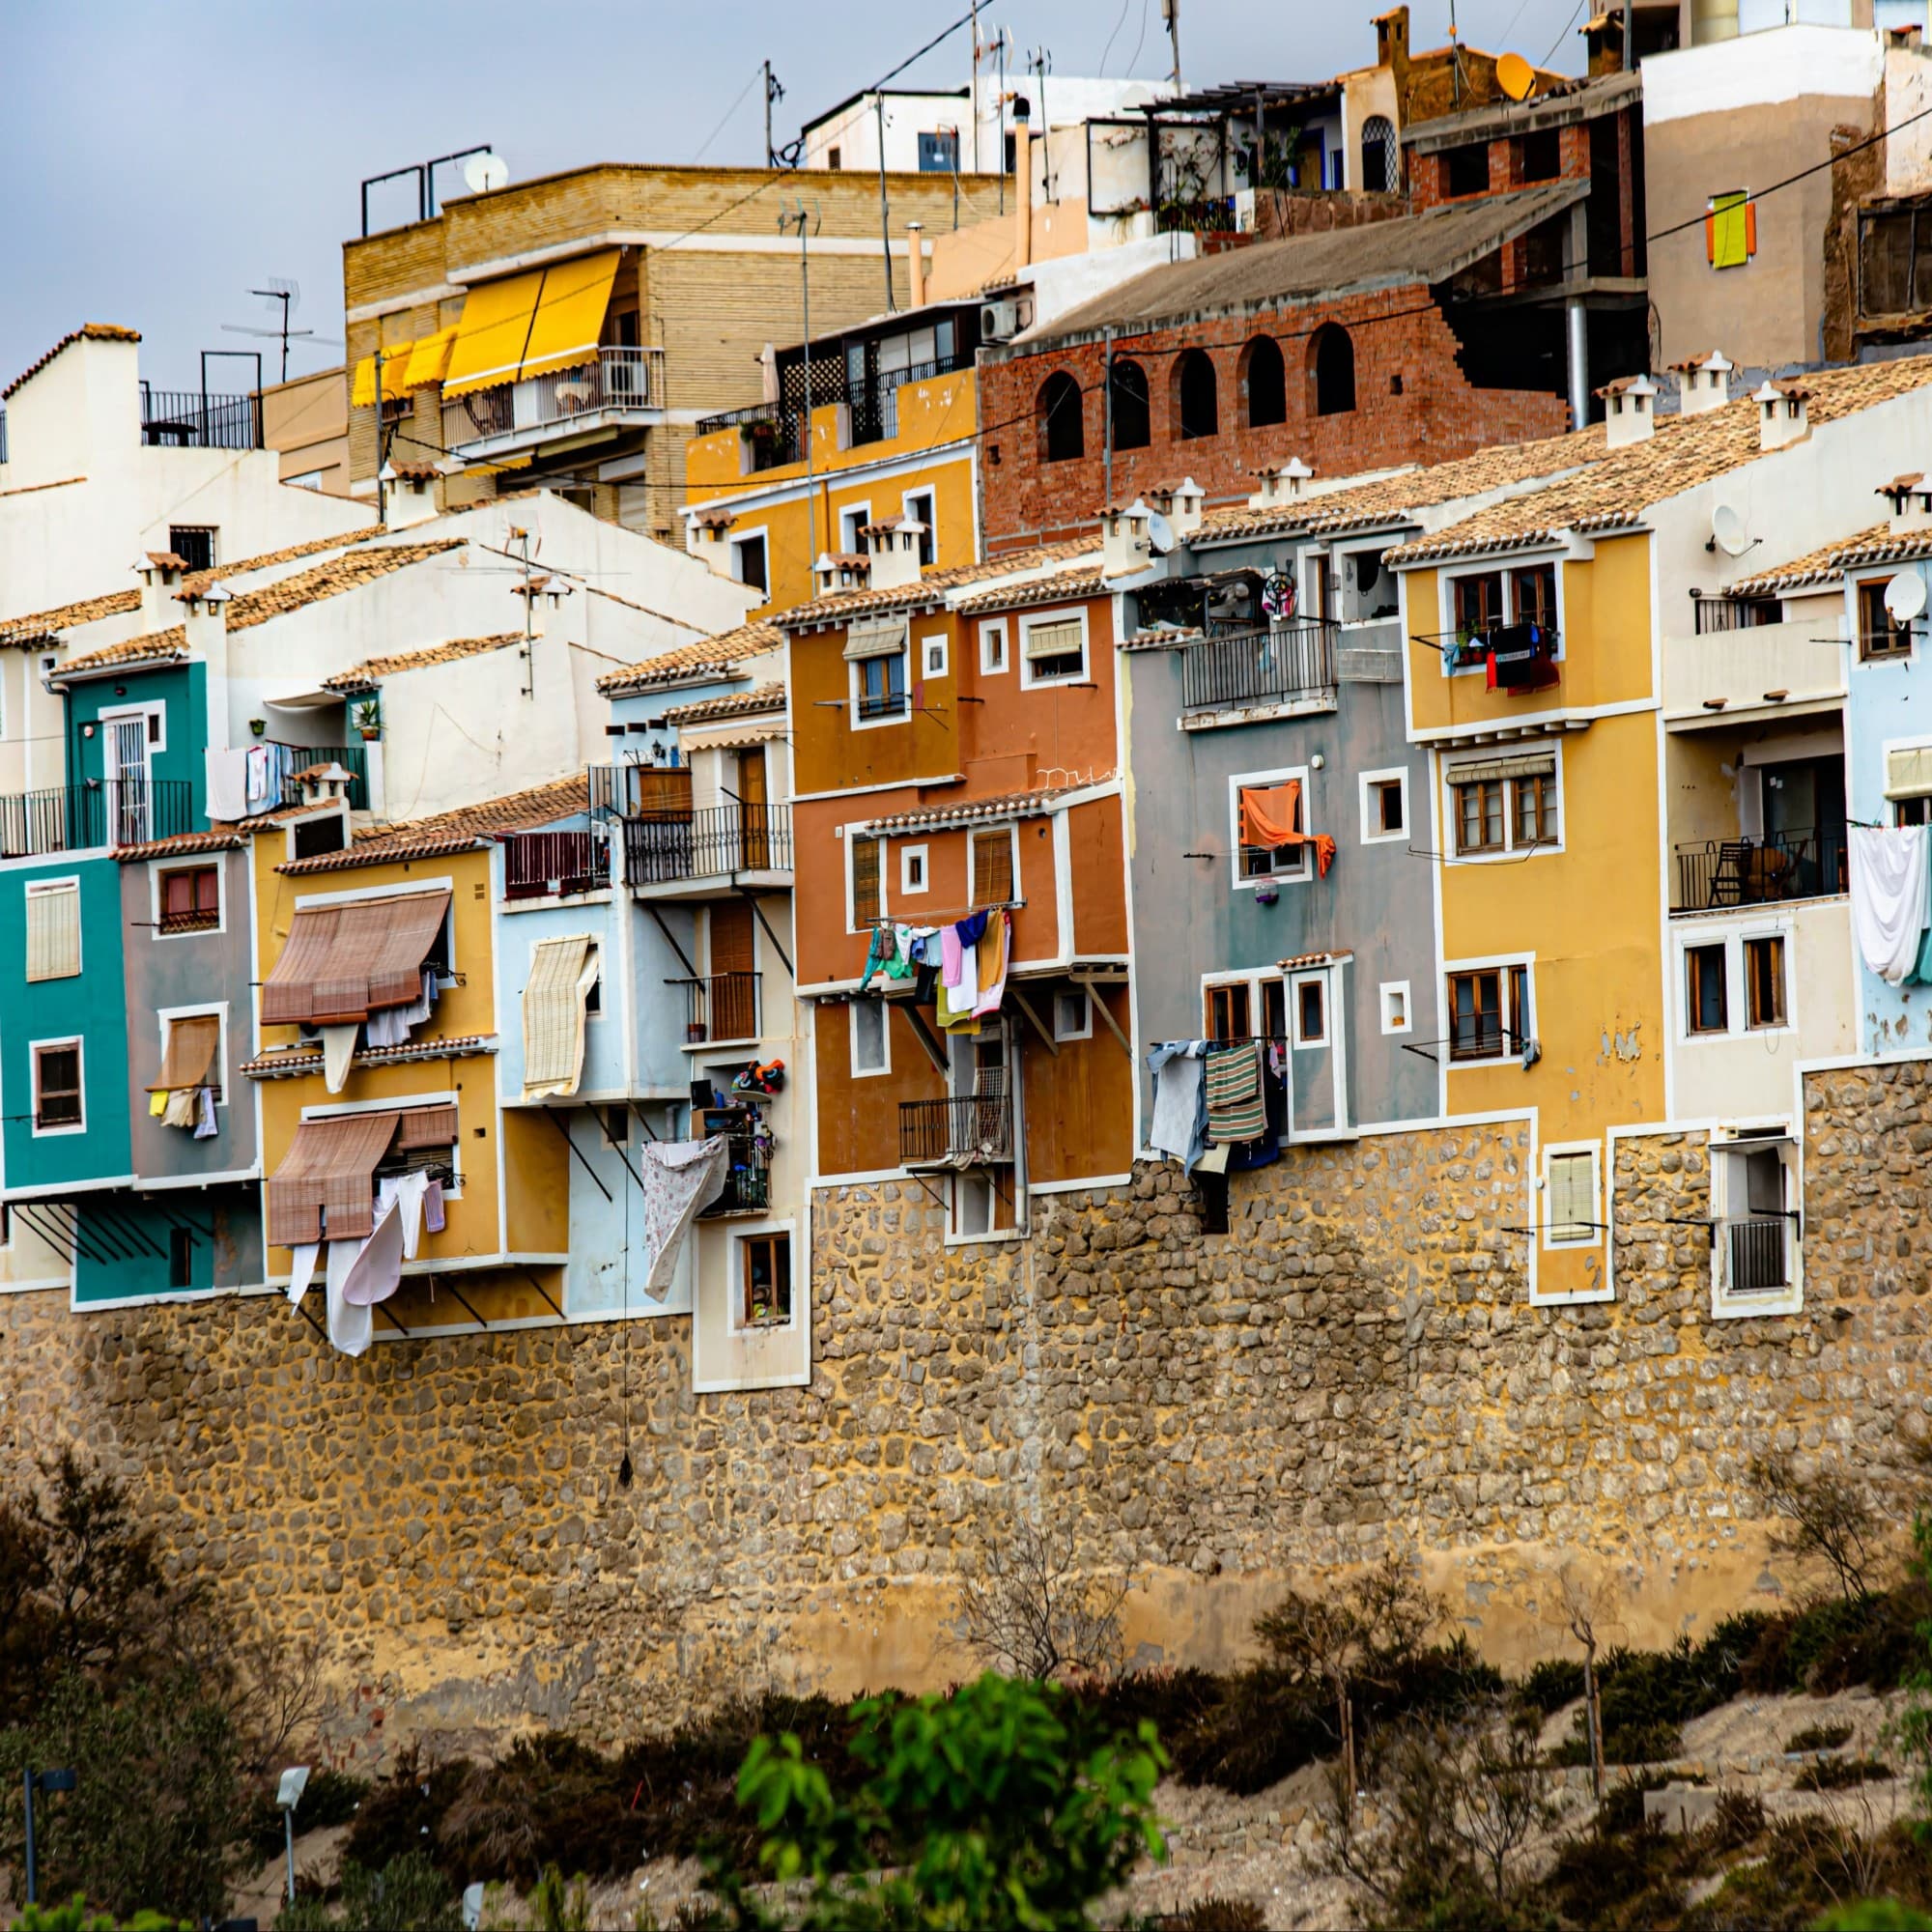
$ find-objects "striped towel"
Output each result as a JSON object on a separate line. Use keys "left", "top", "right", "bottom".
{"left": 1205, "top": 1041, "right": 1266, "bottom": 1145}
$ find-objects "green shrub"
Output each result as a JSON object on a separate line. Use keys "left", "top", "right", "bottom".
{"left": 335, "top": 1852, "right": 461, "bottom": 1932}
{"left": 271, "top": 1899, "right": 338, "bottom": 1932}
{"left": 1795, "top": 1756, "right": 1895, "bottom": 1791}
{"left": 1158, "top": 1900, "right": 1268, "bottom": 1932}
{"left": 437, "top": 1733, "right": 635, "bottom": 1886}
{"left": 5, "top": 1900, "right": 185, "bottom": 1931}
{"left": 1788, "top": 1722, "right": 1857, "bottom": 1754}
{"left": 245, "top": 1766, "right": 372, "bottom": 1858}
{"left": 339, "top": 1747, "right": 474, "bottom": 1875}
{"left": 1515, "top": 1657, "right": 1585, "bottom": 1718}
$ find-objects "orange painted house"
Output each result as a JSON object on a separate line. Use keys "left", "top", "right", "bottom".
{"left": 781, "top": 524, "right": 1134, "bottom": 1237}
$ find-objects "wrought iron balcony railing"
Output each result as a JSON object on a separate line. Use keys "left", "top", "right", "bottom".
{"left": 669, "top": 970, "right": 761, "bottom": 1044}
{"left": 1180, "top": 620, "right": 1337, "bottom": 713}
{"left": 1672, "top": 825, "right": 1848, "bottom": 912}
{"left": 140, "top": 384, "right": 261, "bottom": 450}
{"left": 503, "top": 827, "right": 611, "bottom": 900}
{"left": 623, "top": 803, "right": 791, "bottom": 885}
{"left": 898, "top": 1092, "right": 1014, "bottom": 1168}
{"left": 0, "top": 779, "right": 195, "bottom": 857}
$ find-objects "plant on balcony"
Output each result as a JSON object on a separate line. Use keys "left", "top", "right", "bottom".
{"left": 353, "top": 700, "right": 382, "bottom": 743}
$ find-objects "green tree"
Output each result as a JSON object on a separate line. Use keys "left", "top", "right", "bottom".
{"left": 725, "top": 1672, "right": 1166, "bottom": 1930}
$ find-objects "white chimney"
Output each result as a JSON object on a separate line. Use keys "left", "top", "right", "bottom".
{"left": 1754, "top": 380, "right": 1810, "bottom": 452}
{"left": 1150, "top": 476, "right": 1206, "bottom": 540}
{"left": 179, "top": 583, "right": 231, "bottom": 751}
{"left": 1880, "top": 472, "right": 1932, "bottom": 534}
{"left": 1597, "top": 374, "right": 1658, "bottom": 448}
{"left": 863, "top": 517, "right": 923, "bottom": 592}
{"left": 1669, "top": 351, "right": 1734, "bottom": 417}
{"left": 812, "top": 551, "right": 871, "bottom": 598}
{"left": 685, "top": 508, "right": 739, "bottom": 580}
{"left": 1102, "top": 499, "right": 1153, "bottom": 577}
{"left": 1249, "top": 457, "right": 1314, "bottom": 509}
{"left": 133, "top": 550, "right": 186, "bottom": 630}
{"left": 380, "top": 462, "right": 440, "bottom": 530}
{"left": 294, "top": 764, "right": 355, "bottom": 810}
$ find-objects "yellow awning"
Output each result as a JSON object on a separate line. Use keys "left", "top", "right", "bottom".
{"left": 443, "top": 269, "right": 546, "bottom": 398}
{"left": 351, "top": 351, "right": 414, "bottom": 409}
{"left": 518, "top": 249, "right": 621, "bottom": 382}
{"left": 403, "top": 325, "right": 458, "bottom": 389}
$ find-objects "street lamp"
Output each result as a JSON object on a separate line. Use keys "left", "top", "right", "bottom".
{"left": 23, "top": 1765, "right": 76, "bottom": 1905}
{"left": 277, "top": 1766, "right": 311, "bottom": 1906}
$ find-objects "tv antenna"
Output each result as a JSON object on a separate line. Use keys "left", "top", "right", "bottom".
{"left": 220, "top": 280, "right": 336, "bottom": 384}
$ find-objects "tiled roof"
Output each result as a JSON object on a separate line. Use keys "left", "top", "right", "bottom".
{"left": 952, "top": 566, "right": 1109, "bottom": 615}
{"left": 279, "top": 773, "right": 589, "bottom": 873}
{"left": 223, "top": 539, "right": 464, "bottom": 632}
{"left": 662, "top": 681, "right": 786, "bottom": 726}
{"left": 1730, "top": 526, "right": 1890, "bottom": 596}
{"left": 1195, "top": 428, "right": 1604, "bottom": 545}
{"left": 4, "top": 324, "right": 140, "bottom": 401}
{"left": 1391, "top": 356, "right": 1932, "bottom": 565}
{"left": 595, "top": 620, "right": 782, "bottom": 695}
{"left": 863, "top": 784, "right": 1073, "bottom": 835}
{"left": 56, "top": 625, "right": 188, "bottom": 675}
{"left": 1821, "top": 526, "right": 1932, "bottom": 572}
{"left": 115, "top": 828, "right": 246, "bottom": 863}
{"left": 322, "top": 633, "right": 524, "bottom": 692}
{"left": 0, "top": 526, "right": 383, "bottom": 646}
{"left": 777, "top": 541, "right": 1099, "bottom": 628}
{"left": 242, "top": 1034, "right": 498, "bottom": 1079}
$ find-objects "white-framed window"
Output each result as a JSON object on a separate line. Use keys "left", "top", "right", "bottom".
{"left": 1542, "top": 1142, "right": 1601, "bottom": 1249}
{"left": 730, "top": 530, "right": 769, "bottom": 595}
{"left": 99, "top": 699, "right": 167, "bottom": 755}
{"left": 1711, "top": 1127, "right": 1800, "bottom": 1307}
{"left": 157, "top": 1003, "right": 228, "bottom": 1108}
{"left": 1292, "top": 972, "right": 1327, "bottom": 1047}
{"left": 838, "top": 502, "right": 871, "bottom": 554}
{"left": 848, "top": 829, "right": 884, "bottom": 931}
{"left": 902, "top": 488, "right": 936, "bottom": 566}
{"left": 301, "top": 1088, "right": 466, "bottom": 1201}
{"left": 30, "top": 1036, "right": 84, "bottom": 1136}
{"left": 1439, "top": 555, "right": 1561, "bottom": 675}
{"left": 1053, "top": 987, "right": 1092, "bottom": 1040}
{"left": 1358, "top": 767, "right": 1407, "bottom": 844}
{"left": 1229, "top": 764, "right": 1312, "bottom": 889}
{"left": 1445, "top": 956, "right": 1533, "bottom": 1065}
{"left": 850, "top": 996, "right": 891, "bottom": 1077}
{"left": 980, "top": 619, "right": 1009, "bottom": 675}
{"left": 1019, "top": 608, "right": 1088, "bottom": 687}
{"left": 734, "top": 1225, "right": 797, "bottom": 1328}
{"left": 848, "top": 629, "right": 911, "bottom": 728}
{"left": 153, "top": 859, "right": 223, "bottom": 938}
{"left": 898, "top": 844, "right": 929, "bottom": 896}
{"left": 1379, "top": 980, "right": 1411, "bottom": 1035}
{"left": 25, "top": 877, "right": 81, "bottom": 982}
{"left": 582, "top": 941, "right": 604, "bottom": 1018}
{"left": 1443, "top": 749, "right": 1561, "bottom": 861}
{"left": 969, "top": 826, "right": 1017, "bottom": 909}
{"left": 1676, "top": 923, "right": 1793, "bottom": 1040}
{"left": 922, "top": 633, "right": 950, "bottom": 680}
{"left": 1337, "top": 545, "right": 1399, "bottom": 623}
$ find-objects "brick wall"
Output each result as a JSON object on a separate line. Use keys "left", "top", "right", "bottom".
{"left": 978, "top": 285, "right": 1572, "bottom": 554}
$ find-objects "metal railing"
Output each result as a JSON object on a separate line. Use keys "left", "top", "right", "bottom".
{"left": 850, "top": 352, "right": 970, "bottom": 446}
{"left": 140, "top": 384, "right": 261, "bottom": 451}
{"left": 670, "top": 971, "right": 761, "bottom": 1044}
{"left": 1180, "top": 620, "right": 1337, "bottom": 712}
{"left": 445, "top": 347, "right": 665, "bottom": 448}
{"left": 503, "top": 827, "right": 610, "bottom": 900}
{"left": 856, "top": 688, "right": 910, "bottom": 722}
{"left": 1672, "top": 825, "right": 1848, "bottom": 912}
{"left": 1724, "top": 1216, "right": 1790, "bottom": 1293}
{"left": 622, "top": 803, "right": 792, "bottom": 884}
{"left": 702, "top": 1140, "right": 773, "bottom": 1217}
{"left": 0, "top": 779, "right": 194, "bottom": 857}
{"left": 268, "top": 741, "right": 369, "bottom": 811}
{"left": 898, "top": 1092, "right": 1014, "bottom": 1167}
{"left": 1691, "top": 592, "right": 1782, "bottom": 634}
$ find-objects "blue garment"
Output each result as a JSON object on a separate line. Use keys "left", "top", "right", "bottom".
{"left": 859, "top": 926, "right": 893, "bottom": 991}
{"left": 954, "top": 910, "right": 990, "bottom": 948}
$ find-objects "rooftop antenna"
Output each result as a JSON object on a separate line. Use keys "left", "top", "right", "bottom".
{"left": 1161, "top": 0, "right": 1181, "bottom": 89}
{"left": 1029, "top": 46, "right": 1053, "bottom": 200}
{"left": 763, "top": 61, "right": 786, "bottom": 167}
{"left": 220, "top": 280, "right": 330, "bottom": 384}
{"left": 779, "top": 199, "right": 823, "bottom": 564}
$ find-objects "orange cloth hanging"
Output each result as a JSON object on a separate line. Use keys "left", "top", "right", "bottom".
{"left": 1239, "top": 781, "right": 1338, "bottom": 877}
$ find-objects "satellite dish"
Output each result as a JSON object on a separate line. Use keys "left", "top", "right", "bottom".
{"left": 1496, "top": 52, "right": 1536, "bottom": 101}
{"left": 463, "top": 151, "right": 510, "bottom": 195}
{"left": 1888, "top": 571, "right": 1928, "bottom": 622}
{"left": 1147, "top": 510, "right": 1176, "bottom": 555}
{"left": 1711, "top": 503, "right": 1752, "bottom": 557}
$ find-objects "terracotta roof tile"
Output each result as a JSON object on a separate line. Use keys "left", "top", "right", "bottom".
{"left": 595, "top": 620, "right": 783, "bottom": 695}
{"left": 777, "top": 541, "right": 1099, "bottom": 628}
{"left": 1391, "top": 356, "right": 1932, "bottom": 565}
{"left": 1820, "top": 526, "right": 1932, "bottom": 573}
{"left": 55, "top": 625, "right": 188, "bottom": 675}
{"left": 863, "top": 784, "right": 1073, "bottom": 835}
{"left": 278, "top": 774, "right": 590, "bottom": 874}
{"left": 322, "top": 632, "right": 524, "bottom": 692}
{"left": 1730, "top": 525, "right": 1890, "bottom": 595}
{"left": 242, "top": 1034, "right": 498, "bottom": 1078}
{"left": 223, "top": 539, "right": 464, "bottom": 632}
{"left": 952, "top": 566, "right": 1109, "bottom": 615}
{"left": 661, "top": 681, "right": 787, "bottom": 726}
{"left": 4, "top": 324, "right": 140, "bottom": 401}
{"left": 114, "top": 828, "right": 247, "bottom": 863}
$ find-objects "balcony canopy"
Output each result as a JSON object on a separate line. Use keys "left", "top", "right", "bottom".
{"left": 443, "top": 249, "right": 619, "bottom": 398}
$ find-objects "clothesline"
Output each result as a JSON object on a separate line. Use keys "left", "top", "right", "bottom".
{"left": 866, "top": 899, "right": 1024, "bottom": 926}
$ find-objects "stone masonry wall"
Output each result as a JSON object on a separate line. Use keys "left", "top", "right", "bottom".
{"left": 4, "top": 1070, "right": 1932, "bottom": 1760}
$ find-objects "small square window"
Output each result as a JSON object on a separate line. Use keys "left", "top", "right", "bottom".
{"left": 1372, "top": 780, "right": 1404, "bottom": 835}
{"left": 742, "top": 1231, "right": 793, "bottom": 1323}
{"left": 1294, "top": 977, "right": 1326, "bottom": 1045}
{"left": 732, "top": 533, "right": 768, "bottom": 595}
{"left": 169, "top": 526, "right": 216, "bottom": 574}
{"left": 1744, "top": 934, "right": 1786, "bottom": 1029}
{"left": 856, "top": 651, "right": 908, "bottom": 722}
{"left": 980, "top": 621, "right": 1009, "bottom": 674}
{"left": 159, "top": 864, "right": 220, "bottom": 934}
{"left": 33, "top": 1040, "right": 83, "bottom": 1131}
{"left": 923, "top": 635, "right": 949, "bottom": 680}
{"left": 852, "top": 997, "right": 890, "bottom": 1075}
{"left": 1021, "top": 615, "right": 1086, "bottom": 684}
{"left": 1361, "top": 772, "right": 1406, "bottom": 843}
{"left": 168, "top": 1226, "right": 195, "bottom": 1290}
{"left": 839, "top": 504, "right": 871, "bottom": 553}
{"left": 1379, "top": 981, "right": 1410, "bottom": 1035}
{"left": 1686, "top": 943, "right": 1728, "bottom": 1034}
{"left": 1860, "top": 578, "right": 1913, "bottom": 661}
{"left": 1053, "top": 988, "right": 1091, "bottom": 1039}
{"left": 900, "top": 844, "right": 928, "bottom": 895}
{"left": 1545, "top": 1147, "right": 1600, "bottom": 1247}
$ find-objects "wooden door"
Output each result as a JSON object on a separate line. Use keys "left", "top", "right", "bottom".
{"left": 736, "top": 747, "right": 770, "bottom": 869}
{"left": 709, "top": 899, "right": 756, "bottom": 1041}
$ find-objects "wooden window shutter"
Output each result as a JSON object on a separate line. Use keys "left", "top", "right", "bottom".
{"left": 710, "top": 899, "right": 754, "bottom": 976}
{"left": 851, "top": 835, "right": 881, "bottom": 925}
{"left": 971, "top": 830, "right": 1013, "bottom": 907}
{"left": 25, "top": 883, "right": 79, "bottom": 983}
{"left": 1548, "top": 1150, "right": 1596, "bottom": 1241}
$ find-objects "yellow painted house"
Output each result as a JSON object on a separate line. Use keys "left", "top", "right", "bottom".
{"left": 681, "top": 298, "right": 981, "bottom": 616}
{"left": 245, "top": 781, "right": 582, "bottom": 1336}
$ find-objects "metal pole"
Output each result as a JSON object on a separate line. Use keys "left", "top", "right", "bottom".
{"left": 997, "top": 37, "right": 1008, "bottom": 215}
{"left": 875, "top": 95, "right": 895, "bottom": 311}
{"left": 1103, "top": 327, "right": 1115, "bottom": 510}
{"left": 23, "top": 1771, "right": 37, "bottom": 1906}
{"left": 970, "top": 0, "right": 980, "bottom": 173}
{"left": 285, "top": 1807, "right": 297, "bottom": 1905}
{"left": 763, "top": 61, "right": 774, "bottom": 167}
{"left": 1164, "top": 0, "right": 1182, "bottom": 89}
{"left": 374, "top": 344, "right": 386, "bottom": 526}
{"left": 1566, "top": 297, "right": 1590, "bottom": 431}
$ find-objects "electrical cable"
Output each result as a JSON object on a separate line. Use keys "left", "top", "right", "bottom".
{"left": 693, "top": 66, "right": 764, "bottom": 165}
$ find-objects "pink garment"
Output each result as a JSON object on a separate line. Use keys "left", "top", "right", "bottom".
{"left": 973, "top": 912, "right": 1010, "bottom": 1017}
{"left": 639, "top": 1137, "right": 728, "bottom": 1295}
{"left": 941, "top": 926, "right": 964, "bottom": 988}
{"left": 423, "top": 1179, "right": 445, "bottom": 1233}
{"left": 341, "top": 1195, "right": 408, "bottom": 1307}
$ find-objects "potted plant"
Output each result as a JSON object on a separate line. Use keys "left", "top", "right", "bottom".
{"left": 353, "top": 700, "right": 382, "bottom": 743}
{"left": 248, "top": 718, "right": 267, "bottom": 737}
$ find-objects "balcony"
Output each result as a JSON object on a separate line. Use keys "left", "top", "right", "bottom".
{"left": 670, "top": 970, "right": 761, "bottom": 1045}
{"left": 263, "top": 741, "right": 370, "bottom": 812}
{"left": 1180, "top": 620, "right": 1337, "bottom": 724}
{"left": 1672, "top": 825, "right": 1848, "bottom": 913}
{"left": 1691, "top": 593, "right": 1782, "bottom": 634}
{"left": 444, "top": 347, "right": 667, "bottom": 464}
{"left": 0, "top": 779, "right": 194, "bottom": 857}
{"left": 140, "top": 384, "right": 261, "bottom": 451}
{"left": 701, "top": 1130, "right": 773, "bottom": 1217}
{"left": 503, "top": 826, "right": 611, "bottom": 900}
{"left": 850, "top": 352, "right": 971, "bottom": 447}
{"left": 1663, "top": 624, "right": 1843, "bottom": 724}
{"left": 624, "top": 803, "right": 792, "bottom": 892}
{"left": 1721, "top": 1216, "right": 1792, "bottom": 1294}
{"left": 898, "top": 1092, "right": 1014, "bottom": 1169}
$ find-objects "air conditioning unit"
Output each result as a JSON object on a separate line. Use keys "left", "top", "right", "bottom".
{"left": 980, "top": 299, "right": 1021, "bottom": 342}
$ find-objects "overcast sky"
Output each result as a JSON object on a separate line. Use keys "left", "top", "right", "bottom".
{"left": 1, "top": 0, "right": 1592, "bottom": 395}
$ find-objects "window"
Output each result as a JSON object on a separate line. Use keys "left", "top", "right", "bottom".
{"left": 1449, "top": 755, "right": 1558, "bottom": 858}
{"left": 1859, "top": 203, "right": 1931, "bottom": 315}
{"left": 970, "top": 828, "right": 1015, "bottom": 908}
{"left": 1686, "top": 944, "right": 1728, "bottom": 1035}
{"left": 922, "top": 634, "right": 949, "bottom": 679}
{"left": 1174, "top": 349, "right": 1218, "bottom": 440}
{"left": 1545, "top": 1146, "right": 1601, "bottom": 1247}
{"left": 291, "top": 811, "right": 347, "bottom": 860}
{"left": 1236, "top": 777, "right": 1311, "bottom": 881}
{"left": 731, "top": 532, "right": 768, "bottom": 595}
{"left": 1520, "top": 128, "right": 1560, "bottom": 184}
{"left": 1515, "top": 771, "right": 1557, "bottom": 847}
{"left": 1859, "top": 578, "right": 1913, "bottom": 661}
{"left": 1053, "top": 988, "right": 1092, "bottom": 1039}
{"left": 980, "top": 621, "right": 1009, "bottom": 674}
{"left": 856, "top": 650, "right": 908, "bottom": 721}
{"left": 1379, "top": 981, "right": 1411, "bottom": 1035}
{"left": 1037, "top": 372, "right": 1084, "bottom": 462}
{"left": 904, "top": 491, "right": 935, "bottom": 566}
{"left": 741, "top": 1231, "right": 792, "bottom": 1322}
{"left": 918, "top": 129, "right": 959, "bottom": 172}
{"left": 1020, "top": 613, "right": 1086, "bottom": 686}
{"left": 25, "top": 879, "right": 80, "bottom": 981}
{"left": 1453, "top": 570, "right": 1504, "bottom": 639}
{"left": 1205, "top": 981, "right": 1252, "bottom": 1042}
{"left": 168, "top": 526, "right": 216, "bottom": 573}
{"left": 1309, "top": 325, "right": 1355, "bottom": 416}
{"left": 1242, "top": 336, "right": 1286, "bottom": 427}
{"left": 32, "top": 1040, "right": 83, "bottom": 1131}
{"left": 1361, "top": 772, "right": 1406, "bottom": 843}
{"left": 900, "top": 844, "right": 928, "bottom": 895}
{"left": 1447, "top": 964, "right": 1528, "bottom": 1063}
{"left": 160, "top": 1010, "right": 224, "bottom": 1105}
{"left": 851, "top": 997, "right": 890, "bottom": 1075}
{"left": 1109, "top": 357, "right": 1151, "bottom": 449}
{"left": 582, "top": 945, "right": 603, "bottom": 1016}
{"left": 1900, "top": 796, "right": 1932, "bottom": 827}
{"left": 1294, "top": 976, "right": 1326, "bottom": 1045}
{"left": 602, "top": 1105, "right": 629, "bottom": 1147}
{"left": 1745, "top": 934, "right": 1787, "bottom": 1029}
{"left": 1714, "top": 1133, "right": 1794, "bottom": 1296}
{"left": 1445, "top": 143, "right": 1491, "bottom": 197}
{"left": 1513, "top": 562, "right": 1557, "bottom": 628}
{"left": 1360, "top": 115, "right": 1397, "bottom": 193}
{"left": 158, "top": 864, "right": 220, "bottom": 935}
{"left": 1454, "top": 778, "right": 1505, "bottom": 855}
{"left": 849, "top": 833, "right": 882, "bottom": 929}
{"left": 838, "top": 503, "right": 870, "bottom": 553}
{"left": 827, "top": 145, "right": 841, "bottom": 170}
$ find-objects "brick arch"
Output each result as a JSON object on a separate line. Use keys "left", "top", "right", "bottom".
{"left": 1307, "top": 323, "right": 1356, "bottom": 417}
{"left": 1036, "top": 370, "right": 1085, "bottom": 463}
{"left": 1171, "top": 348, "right": 1219, "bottom": 441}
{"left": 1239, "top": 335, "right": 1287, "bottom": 428}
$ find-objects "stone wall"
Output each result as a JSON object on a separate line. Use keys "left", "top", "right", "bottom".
{"left": 7, "top": 1069, "right": 1932, "bottom": 1759}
